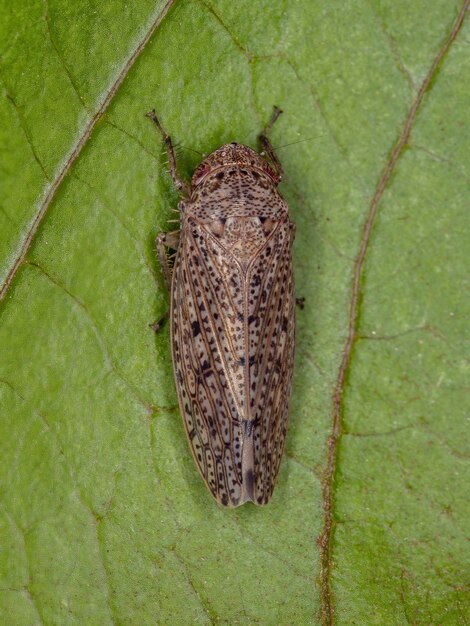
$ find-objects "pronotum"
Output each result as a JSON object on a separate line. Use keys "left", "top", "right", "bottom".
{"left": 148, "top": 107, "right": 297, "bottom": 507}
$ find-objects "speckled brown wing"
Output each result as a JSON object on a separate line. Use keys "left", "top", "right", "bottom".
{"left": 171, "top": 213, "right": 295, "bottom": 507}
{"left": 247, "top": 219, "right": 296, "bottom": 505}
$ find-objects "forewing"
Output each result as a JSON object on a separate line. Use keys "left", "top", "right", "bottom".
{"left": 171, "top": 220, "right": 246, "bottom": 507}
{"left": 171, "top": 217, "right": 295, "bottom": 507}
{"left": 247, "top": 220, "right": 295, "bottom": 504}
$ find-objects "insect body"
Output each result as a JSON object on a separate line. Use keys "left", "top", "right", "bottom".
{"left": 149, "top": 108, "right": 295, "bottom": 507}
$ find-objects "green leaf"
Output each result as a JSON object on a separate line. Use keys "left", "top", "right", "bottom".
{"left": 1, "top": 0, "right": 469, "bottom": 624}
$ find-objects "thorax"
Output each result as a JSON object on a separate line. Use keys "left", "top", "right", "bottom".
{"left": 182, "top": 168, "right": 289, "bottom": 267}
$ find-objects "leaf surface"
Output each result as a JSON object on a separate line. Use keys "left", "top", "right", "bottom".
{"left": 1, "top": 1, "right": 469, "bottom": 624}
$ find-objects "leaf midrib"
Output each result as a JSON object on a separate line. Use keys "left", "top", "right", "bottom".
{"left": 0, "top": 0, "right": 177, "bottom": 304}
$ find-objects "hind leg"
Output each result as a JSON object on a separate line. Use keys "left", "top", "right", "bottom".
{"left": 150, "top": 229, "right": 180, "bottom": 332}
{"left": 157, "top": 230, "right": 180, "bottom": 290}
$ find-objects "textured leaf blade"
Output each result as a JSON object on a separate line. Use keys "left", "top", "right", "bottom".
{"left": 1, "top": 1, "right": 469, "bottom": 624}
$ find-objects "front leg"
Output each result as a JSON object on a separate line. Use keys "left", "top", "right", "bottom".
{"left": 146, "top": 109, "right": 191, "bottom": 196}
{"left": 259, "top": 106, "right": 284, "bottom": 181}
{"left": 150, "top": 229, "right": 180, "bottom": 332}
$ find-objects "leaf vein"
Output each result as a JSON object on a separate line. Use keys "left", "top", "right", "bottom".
{"left": 282, "top": 56, "right": 369, "bottom": 192}
{"left": 2, "top": 89, "right": 51, "bottom": 182}
{"left": 318, "top": 1, "right": 470, "bottom": 623}
{"left": 170, "top": 547, "right": 218, "bottom": 625}
{"left": 0, "top": 0, "right": 178, "bottom": 303}
{"left": 43, "top": 0, "right": 88, "bottom": 109}
{"left": 26, "top": 261, "right": 154, "bottom": 413}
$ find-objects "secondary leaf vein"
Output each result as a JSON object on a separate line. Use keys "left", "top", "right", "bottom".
{"left": 318, "top": 2, "right": 470, "bottom": 624}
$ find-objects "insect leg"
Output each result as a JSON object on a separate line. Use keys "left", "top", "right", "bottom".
{"left": 150, "top": 230, "right": 180, "bottom": 332}
{"left": 259, "top": 106, "right": 284, "bottom": 180}
{"left": 146, "top": 109, "right": 191, "bottom": 196}
{"left": 157, "top": 230, "right": 180, "bottom": 290}
{"left": 149, "top": 311, "right": 169, "bottom": 333}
